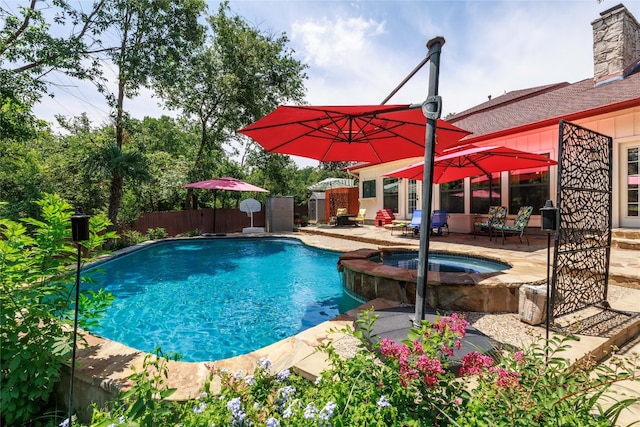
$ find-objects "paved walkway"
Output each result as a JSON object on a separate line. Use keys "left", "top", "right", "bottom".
{"left": 72, "top": 227, "right": 640, "bottom": 425}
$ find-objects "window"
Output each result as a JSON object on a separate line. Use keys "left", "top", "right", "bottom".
{"left": 471, "top": 173, "right": 501, "bottom": 214}
{"left": 508, "top": 155, "right": 551, "bottom": 215}
{"left": 627, "top": 147, "right": 638, "bottom": 217}
{"left": 407, "top": 179, "right": 418, "bottom": 214}
{"left": 362, "top": 180, "right": 376, "bottom": 198}
{"left": 439, "top": 179, "right": 464, "bottom": 213}
{"left": 383, "top": 178, "right": 399, "bottom": 213}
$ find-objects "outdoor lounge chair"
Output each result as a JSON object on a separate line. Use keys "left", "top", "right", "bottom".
{"left": 491, "top": 205, "right": 534, "bottom": 245}
{"left": 430, "top": 209, "right": 449, "bottom": 235}
{"left": 473, "top": 206, "right": 506, "bottom": 240}
{"left": 407, "top": 210, "right": 422, "bottom": 236}
{"left": 354, "top": 208, "right": 366, "bottom": 225}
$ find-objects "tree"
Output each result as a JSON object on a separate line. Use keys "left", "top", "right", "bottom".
{"left": 94, "top": 0, "right": 206, "bottom": 225}
{"left": 1, "top": 0, "right": 207, "bottom": 226}
{"left": 84, "top": 143, "right": 151, "bottom": 224}
{"left": 154, "top": 1, "right": 308, "bottom": 208}
{"left": 0, "top": 0, "right": 106, "bottom": 104}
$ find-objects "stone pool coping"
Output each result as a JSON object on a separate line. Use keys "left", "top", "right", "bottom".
{"left": 338, "top": 247, "right": 548, "bottom": 312}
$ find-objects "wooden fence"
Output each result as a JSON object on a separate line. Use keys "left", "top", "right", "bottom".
{"left": 129, "top": 205, "right": 309, "bottom": 236}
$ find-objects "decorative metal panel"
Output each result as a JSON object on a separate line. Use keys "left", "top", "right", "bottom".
{"left": 550, "top": 121, "right": 613, "bottom": 322}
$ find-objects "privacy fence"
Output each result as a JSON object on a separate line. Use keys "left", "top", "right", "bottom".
{"left": 128, "top": 205, "right": 308, "bottom": 237}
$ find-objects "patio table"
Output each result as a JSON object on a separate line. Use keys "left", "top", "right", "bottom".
{"left": 336, "top": 215, "right": 357, "bottom": 227}
{"left": 390, "top": 222, "right": 409, "bottom": 235}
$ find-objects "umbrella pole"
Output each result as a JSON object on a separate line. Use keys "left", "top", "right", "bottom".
{"left": 488, "top": 174, "right": 493, "bottom": 207}
{"left": 414, "top": 36, "right": 445, "bottom": 326}
{"left": 213, "top": 190, "right": 217, "bottom": 234}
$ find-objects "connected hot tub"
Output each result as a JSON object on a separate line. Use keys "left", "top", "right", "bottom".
{"left": 338, "top": 248, "right": 534, "bottom": 313}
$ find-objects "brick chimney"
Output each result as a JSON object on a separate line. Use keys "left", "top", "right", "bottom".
{"left": 591, "top": 3, "right": 640, "bottom": 85}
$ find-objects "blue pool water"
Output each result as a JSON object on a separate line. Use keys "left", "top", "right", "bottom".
{"left": 370, "top": 252, "right": 509, "bottom": 273}
{"left": 83, "top": 238, "right": 360, "bottom": 362}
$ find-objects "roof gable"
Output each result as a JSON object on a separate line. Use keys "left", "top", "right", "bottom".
{"left": 448, "top": 72, "right": 640, "bottom": 141}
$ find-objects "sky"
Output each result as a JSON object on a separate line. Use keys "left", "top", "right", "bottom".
{"left": 27, "top": 0, "right": 640, "bottom": 167}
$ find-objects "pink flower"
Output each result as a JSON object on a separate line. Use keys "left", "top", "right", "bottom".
{"left": 416, "top": 355, "right": 445, "bottom": 375}
{"left": 423, "top": 374, "right": 438, "bottom": 388}
{"left": 460, "top": 351, "right": 494, "bottom": 376}
{"left": 412, "top": 339, "right": 424, "bottom": 355}
{"left": 495, "top": 368, "right": 521, "bottom": 388}
{"left": 432, "top": 313, "right": 470, "bottom": 338}
{"left": 380, "top": 338, "right": 397, "bottom": 358}
{"left": 441, "top": 345, "right": 454, "bottom": 357}
{"left": 514, "top": 351, "right": 525, "bottom": 362}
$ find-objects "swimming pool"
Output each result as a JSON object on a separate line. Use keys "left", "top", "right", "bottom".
{"left": 83, "top": 238, "right": 360, "bottom": 362}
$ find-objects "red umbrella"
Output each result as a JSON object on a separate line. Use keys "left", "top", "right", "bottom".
{"left": 184, "top": 177, "right": 269, "bottom": 192}
{"left": 238, "top": 104, "right": 471, "bottom": 163}
{"left": 385, "top": 145, "right": 557, "bottom": 182}
{"left": 184, "top": 177, "right": 269, "bottom": 233}
{"left": 384, "top": 145, "right": 557, "bottom": 206}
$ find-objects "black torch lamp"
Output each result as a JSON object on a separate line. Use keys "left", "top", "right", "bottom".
{"left": 67, "top": 208, "right": 90, "bottom": 426}
{"left": 540, "top": 200, "right": 558, "bottom": 357}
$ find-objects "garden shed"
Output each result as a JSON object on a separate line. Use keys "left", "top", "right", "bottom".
{"left": 307, "top": 192, "right": 326, "bottom": 223}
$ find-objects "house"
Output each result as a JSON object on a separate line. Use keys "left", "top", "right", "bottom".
{"left": 349, "top": 3, "right": 640, "bottom": 232}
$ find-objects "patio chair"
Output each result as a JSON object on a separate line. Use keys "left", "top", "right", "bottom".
{"left": 354, "top": 208, "right": 366, "bottom": 225}
{"left": 430, "top": 209, "right": 449, "bottom": 235}
{"left": 329, "top": 208, "right": 347, "bottom": 226}
{"left": 491, "top": 205, "right": 534, "bottom": 245}
{"left": 407, "top": 210, "right": 422, "bottom": 236}
{"left": 473, "top": 206, "right": 507, "bottom": 240}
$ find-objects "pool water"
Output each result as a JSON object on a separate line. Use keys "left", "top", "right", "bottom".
{"left": 83, "top": 238, "right": 360, "bottom": 362}
{"left": 370, "top": 252, "right": 509, "bottom": 273}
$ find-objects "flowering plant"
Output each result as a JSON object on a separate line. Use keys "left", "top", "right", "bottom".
{"left": 88, "top": 309, "right": 639, "bottom": 426}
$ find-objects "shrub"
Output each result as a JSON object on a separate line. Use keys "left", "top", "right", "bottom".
{"left": 110, "top": 229, "right": 146, "bottom": 250}
{"left": 88, "top": 309, "right": 639, "bottom": 426}
{"left": 0, "top": 194, "right": 117, "bottom": 425}
{"left": 146, "top": 227, "right": 167, "bottom": 240}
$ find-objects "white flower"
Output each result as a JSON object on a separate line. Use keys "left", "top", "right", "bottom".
{"left": 377, "top": 395, "right": 392, "bottom": 409}
{"left": 320, "top": 401, "right": 337, "bottom": 420}
{"left": 304, "top": 402, "right": 318, "bottom": 419}
{"left": 258, "top": 357, "right": 272, "bottom": 370}
{"left": 276, "top": 369, "right": 290, "bottom": 382}
{"left": 265, "top": 417, "right": 280, "bottom": 427}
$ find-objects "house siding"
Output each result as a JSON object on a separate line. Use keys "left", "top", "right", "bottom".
{"left": 350, "top": 106, "right": 640, "bottom": 230}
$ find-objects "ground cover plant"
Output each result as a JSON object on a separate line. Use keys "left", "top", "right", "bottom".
{"left": 0, "top": 194, "right": 117, "bottom": 425}
{"left": 89, "top": 310, "right": 640, "bottom": 426}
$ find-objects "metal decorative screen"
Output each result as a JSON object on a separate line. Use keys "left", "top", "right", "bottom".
{"left": 550, "top": 121, "right": 613, "bottom": 322}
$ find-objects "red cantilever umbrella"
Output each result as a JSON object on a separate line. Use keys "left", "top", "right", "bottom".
{"left": 184, "top": 177, "right": 269, "bottom": 233}
{"left": 385, "top": 145, "right": 558, "bottom": 183}
{"left": 384, "top": 145, "right": 557, "bottom": 205}
{"left": 238, "top": 104, "right": 471, "bottom": 163}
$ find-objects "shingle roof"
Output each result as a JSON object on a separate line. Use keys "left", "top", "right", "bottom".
{"left": 448, "top": 71, "right": 640, "bottom": 141}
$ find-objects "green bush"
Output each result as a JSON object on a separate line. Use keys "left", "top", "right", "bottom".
{"left": 89, "top": 309, "right": 640, "bottom": 426}
{"left": 0, "top": 194, "right": 117, "bottom": 425}
{"left": 146, "top": 227, "right": 167, "bottom": 240}
{"left": 110, "top": 229, "right": 146, "bottom": 250}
